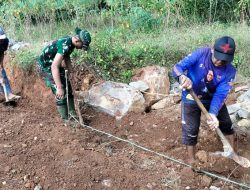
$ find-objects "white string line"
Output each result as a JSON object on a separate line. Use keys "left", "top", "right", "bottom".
{"left": 70, "top": 115, "right": 250, "bottom": 189}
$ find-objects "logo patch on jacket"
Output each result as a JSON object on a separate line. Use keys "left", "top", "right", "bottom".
{"left": 206, "top": 70, "right": 214, "bottom": 82}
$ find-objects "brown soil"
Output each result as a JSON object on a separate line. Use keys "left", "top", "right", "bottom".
{"left": 1, "top": 57, "right": 250, "bottom": 190}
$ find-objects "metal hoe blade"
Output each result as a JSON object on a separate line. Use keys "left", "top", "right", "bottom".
{"left": 189, "top": 89, "right": 250, "bottom": 168}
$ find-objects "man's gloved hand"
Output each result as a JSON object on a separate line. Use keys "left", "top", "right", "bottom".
{"left": 179, "top": 75, "right": 192, "bottom": 89}
{"left": 207, "top": 113, "right": 219, "bottom": 131}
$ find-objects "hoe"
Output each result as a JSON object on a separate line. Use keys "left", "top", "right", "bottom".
{"left": 189, "top": 89, "right": 250, "bottom": 168}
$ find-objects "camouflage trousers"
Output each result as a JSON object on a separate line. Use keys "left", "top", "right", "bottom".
{"left": 37, "top": 62, "right": 74, "bottom": 106}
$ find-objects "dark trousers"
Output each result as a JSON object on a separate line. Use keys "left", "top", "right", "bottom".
{"left": 181, "top": 103, "right": 234, "bottom": 145}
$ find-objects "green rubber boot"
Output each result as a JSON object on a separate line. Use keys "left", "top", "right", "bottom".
{"left": 57, "top": 104, "right": 68, "bottom": 120}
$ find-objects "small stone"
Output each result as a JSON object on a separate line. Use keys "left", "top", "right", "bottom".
{"left": 25, "top": 182, "right": 32, "bottom": 188}
{"left": 23, "top": 174, "right": 30, "bottom": 182}
{"left": 3, "top": 144, "right": 12, "bottom": 148}
{"left": 201, "top": 175, "right": 212, "bottom": 187}
{"left": 227, "top": 104, "right": 241, "bottom": 114}
{"left": 34, "top": 176, "right": 40, "bottom": 184}
{"left": 152, "top": 124, "right": 157, "bottom": 128}
{"left": 237, "top": 119, "right": 250, "bottom": 128}
{"left": 209, "top": 186, "right": 220, "bottom": 190}
{"left": 101, "top": 179, "right": 111, "bottom": 187}
{"left": 34, "top": 184, "right": 43, "bottom": 190}
{"left": 129, "top": 122, "right": 134, "bottom": 126}
{"left": 151, "top": 182, "right": 156, "bottom": 186}
{"left": 196, "top": 150, "right": 208, "bottom": 163}
{"left": 22, "top": 144, "right": 27, "bottom": 148}
{"left": 146, "top": 183, "right": 153, "bottom": 189}
{"left": 34, "top": 137, "right": 38, "bottom": 141}
{"left": 235, "top": 85, "right": 249, "bottom": 93}
{"left": 165, "top": 162, "right": 172, "bottom": 167}
{"left": 185, "top": 186, "right": 190, "bottom": 190}
{"left": 238, "top": 108, "right": 250, "bottom": 119}
{"left": 11, "top": 169, "right": 17, "bottom": 174}
{"left": 2, "top": 181, "right": 6, "bottom": 185}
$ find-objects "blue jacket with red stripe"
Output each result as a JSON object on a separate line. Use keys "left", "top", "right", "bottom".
{"left": 172, "top": 47, "right": 236, "bottom": 116}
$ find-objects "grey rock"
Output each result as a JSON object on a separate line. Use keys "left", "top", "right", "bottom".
{"left": 34, "top": 184, "right": 43, "bottom": 190}
{"left": 129, "top": 80, "right": 149, "bottom": 92}
{"left": 238, "top": 108, "right": 250, "bottom": 119}
{"left": 210, "top": 186, "right": 220, "bottom": 190}
{"left": 237, "top": 119, "right": 250, "bottom": 128}
{"left": 230, "top": 113, "right": 238, "bottom": 123}
{"left": 237, "top": 89, "right": 250, "bottom": 103}
{"left": 84, "top": 81, "right": 145, "bottom": 118}
{"left": 227, "top": 103, "right": 241, "bottom": 114}
{"left": 151, "top": 96, "right": 173, "bottom": 110}
{"left": 10, "top": 42, "right": 30, "bottom": 51}
{"left": 170, "top": 82, "right": 181, "bottom": 94}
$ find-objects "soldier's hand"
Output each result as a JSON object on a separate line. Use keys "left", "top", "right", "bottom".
{"left": 179, "top": 75, "right": 192, "bottom": 90}
{"left": 207, "top": 113, "right": 219, "bottom": 131}
{"left": 56, "top": 87, "right": 65, "bottom": 100}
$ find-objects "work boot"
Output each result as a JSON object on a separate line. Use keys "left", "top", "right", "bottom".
{"left": 68, "top": 98, "right": 77, "bottom": 119}
{"left": 57, "top": 104, "right": 68, "bottom": 120}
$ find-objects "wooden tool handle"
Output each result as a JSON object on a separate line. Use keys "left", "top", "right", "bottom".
{"left": 188, "top": 89, "right": 233, "bottom": 150}
{"left": 189, "top": 89, "right": 212, "bottom": 120}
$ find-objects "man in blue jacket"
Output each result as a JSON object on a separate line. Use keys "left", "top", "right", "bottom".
{"left": 172, "top": 36, "right": 236, "bottom": 164}
{"left": 0, "top": 27, "right": 21, "bottom": 101}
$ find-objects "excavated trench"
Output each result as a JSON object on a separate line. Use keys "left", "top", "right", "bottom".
{"left": 0, "top": 56, "right": 250, "bottom": 189}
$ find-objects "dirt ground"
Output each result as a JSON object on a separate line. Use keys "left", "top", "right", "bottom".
{"left": 1, "top": 58, "right": 250, "bottom": 190}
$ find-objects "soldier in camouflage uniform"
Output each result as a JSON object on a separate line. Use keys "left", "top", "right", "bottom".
{"left": 37, "top": 27, "right": 91, "bottom": 120}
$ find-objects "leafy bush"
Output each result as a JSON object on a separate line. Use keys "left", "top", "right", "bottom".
{"left": 12, "top": 48, "right": 39, "bottom": 72}
{"left": 1, "top": 0, "right": 250, "bottom": 82}
{"left": 128, "top": 7, "right": 161, "bottom": 32}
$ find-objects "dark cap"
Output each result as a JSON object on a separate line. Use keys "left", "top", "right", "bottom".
{"left": 214, "top": 36, "right": 235, "bottom": 62}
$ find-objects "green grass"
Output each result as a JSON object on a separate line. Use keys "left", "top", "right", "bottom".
{"left": 7, "top": 22, "right": 250, "bottom": 82}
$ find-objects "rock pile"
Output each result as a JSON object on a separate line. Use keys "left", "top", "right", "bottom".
{"left": 227, "top": 85, "right": 250, "bottom": 131}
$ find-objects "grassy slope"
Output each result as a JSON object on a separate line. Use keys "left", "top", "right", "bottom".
{"left": 10, "top": 23, "right": 250, "bottom": 82}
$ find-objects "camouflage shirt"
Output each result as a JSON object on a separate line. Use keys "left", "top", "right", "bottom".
{"left": 38, "top": 36, "right": 74, "bottom": 72}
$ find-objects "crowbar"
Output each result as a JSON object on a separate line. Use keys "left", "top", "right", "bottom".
{"left": 189, "top": 89, "right": 250, "bottom": 168}
{"left": 65, "top": 70, "right": 70, "bottom": 118}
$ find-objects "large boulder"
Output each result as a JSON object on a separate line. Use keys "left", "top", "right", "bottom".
{"left": 131, "top": 66, "right": 170, "bottom": 106}
{"left": 84, "top": 81, "right": 145, "bottom": 119}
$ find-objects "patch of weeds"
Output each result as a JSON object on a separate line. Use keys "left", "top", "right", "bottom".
{"left": 161, "top": 169, "right": 181, "bottom": 189}
{"left": 12, "top": 49, "right": 39, "bottom": 72}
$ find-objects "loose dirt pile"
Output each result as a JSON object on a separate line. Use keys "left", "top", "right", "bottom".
{"left": 0, "top": 61, "right": 250, "bottom": 190}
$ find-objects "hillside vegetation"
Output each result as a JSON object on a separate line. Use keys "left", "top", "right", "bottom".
{"left": 1, "top": 0, "right": 250, "bottom": 81}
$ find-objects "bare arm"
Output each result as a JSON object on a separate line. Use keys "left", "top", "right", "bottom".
{"left": 51, "top": 53, "right": 65, "bottom": 99}
{"left": 51, "top": 53, "right": 64, "bottom": 88}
